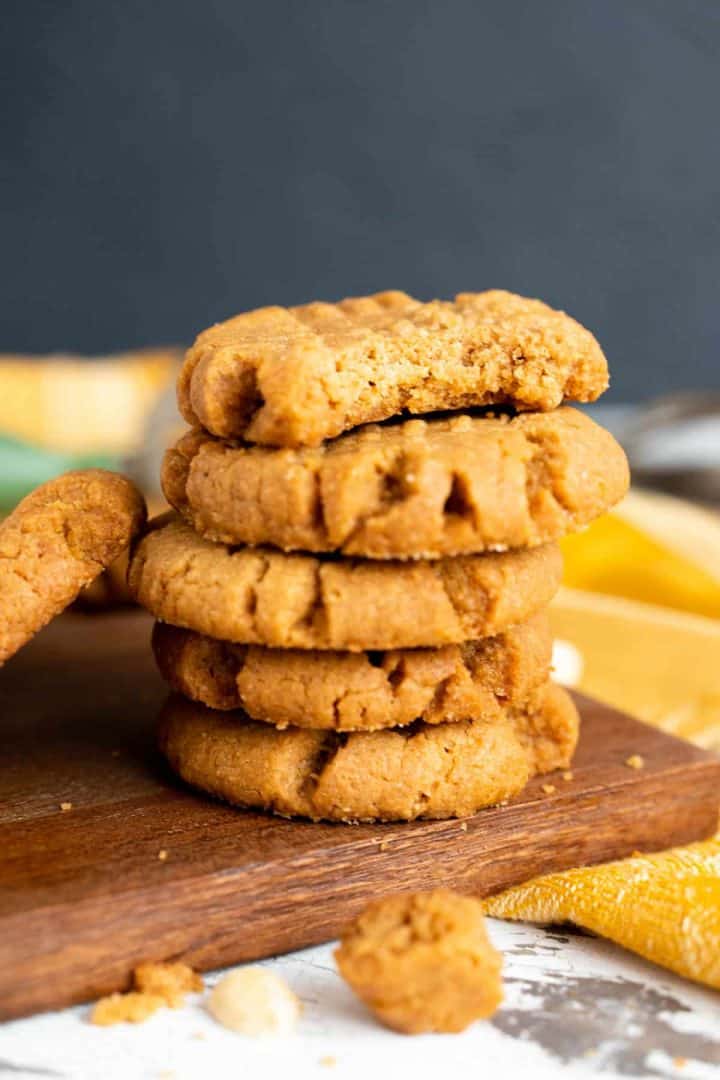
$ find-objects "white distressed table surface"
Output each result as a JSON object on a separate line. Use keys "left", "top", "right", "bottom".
{"left": 1, "top": 919, "right": 718, "bottom": 1080}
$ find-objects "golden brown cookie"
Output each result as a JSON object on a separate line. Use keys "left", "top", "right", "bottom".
{"left": 74, "top": 498, "right": 167, "bottom": 610}
{"left": 178, "top": 290, "right": 608, "bottom": 447}
{"left": 129, "top": 514, "right": 562, "bottom": 650}
{"left": 158, "top": 682, "right": 579, "bottom": 822}
{"left": 0, "top": 470, "right": 146, "bottom": 665}
{"left": 163, "top": 408, "right": 628, "bottom": 558}
{"left": 335, "top": 889, "right": 503, "bottom": 1033}
{"left": 152, "top": 613, "right": 552, "bottom": 731}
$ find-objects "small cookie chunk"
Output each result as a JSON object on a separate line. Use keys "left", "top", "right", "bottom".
{"left": 130, "top": 515, "right": 562, "bottom": 651}
{"left": 158, "top": 683, "right": 579, "bottom": 822}
{"left": 178, "top": 290, "right": 608, "bottom": 446}
{"left": 163, "top": 408, "right": 628, "bottom": 558}
{"left": 134, "top": 961, "right": 203, "bottom": 1005}
{"left": 91, "top": 991, "right": 166, "bottom": 1026}
{"left": 0, "top": 470, "right": 146, "bottom": 665}
{"left": 152, "top": 613, "right": 552, "bottom": 731}
{"left": 90, "top": 961, "right": 202, "bottom": 1026}
{"left": 335, "top": 889, "right": 503, "bottom": 1033}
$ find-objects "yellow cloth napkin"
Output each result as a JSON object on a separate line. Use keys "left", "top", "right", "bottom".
{"left": 485, "top": 490, "right": 720, "bottom": 990}
{"left": 561, "top": 487, "right": 720, "bottom": 620}
{"left": 551, "top": 588, "right": 720, "bottom": 750}
{"left": 485, "top": 837, "right": 720, "bottom": 989}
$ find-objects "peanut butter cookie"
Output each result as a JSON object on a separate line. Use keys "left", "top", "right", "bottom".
{"left": 152, "top": 613, "right": 552, "bottom": 731}
{"left": 0, "top": 470, "right": 146, "bottom": 665}
{"left": 129, "top": 514, "right": 562, "bottom": 650}
{"left": 163, "top": 407, "right": 628, "bottom": 558}
{"left": 178, "top": 290, "right": 607, "bottom": 446}
{"left": 335, "top": 889, "right": 503, "bottom": 1033}
{"left": 158, "top": 682, "right": 579, "bottom": 822}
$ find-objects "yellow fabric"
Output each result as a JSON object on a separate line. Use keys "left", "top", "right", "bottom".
{"left": 485, "top": 838, "right": 720, "bottom": 990}
{"left": 0, "top": 349, "right": 180, "bottom": 454}
{"left": 487, "top": 492, "right": 720, "bottom": 990}
{"left": 561, "top": 488, "right": 720, "bottom": 619}
{"left": 551, "top": 589, "right": 720, "bottom": 750}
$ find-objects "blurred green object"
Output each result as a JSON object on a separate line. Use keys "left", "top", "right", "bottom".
{"left": 0, "top": 435, "right": 118, "bottom": 510}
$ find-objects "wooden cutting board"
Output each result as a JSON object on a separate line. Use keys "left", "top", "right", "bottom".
{"left": 1, "top": 610, "right": 719, "bottom": 1020}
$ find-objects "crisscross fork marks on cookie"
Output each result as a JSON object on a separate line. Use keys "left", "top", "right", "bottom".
{"left": 178, "top": 289, "right": 608, "bottom": 446}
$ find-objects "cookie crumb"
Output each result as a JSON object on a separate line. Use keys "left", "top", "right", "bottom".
{"left": 135, "top": 961, "right": 203, "bottom": 1006}
{"left": 459, "top": 822, "right": 468, "bottom": 832}
{"left": 91, "top": 991, "right": 165, "bottom": 1026}
{"left": 673, "top": 1058, "right": 687, "bottom": 1070}
{"left": 541, "top": 784, "right": 556, "bottom": 795}
{"left": 208, "top": 968, "right": 300, "bottom": 1036}
{"left": 335, "top": 889, "right": 503, "bottom": 1034}
{"left": 625, "top": 754, "right": 644, "bottom": 769}
{"left": 90, "top": 962, "right": 202, "bottom": 1026}
{"left": 191, "top": 1031, "right": 206, "bottom": 1040}
{"left": 379, "top": 840, "right": 391, "bottom": 852}
{"left": 562, "top": 771, "right": 574, "bottom": 781}
{"left": 320, "top": 1056, "right": 337, "bottom": 1067}
{"left": 59, "top": 802, "right": 73, "bottom": 812}
{"left": 158, "top": 849, "right": 168, "bottom": 861}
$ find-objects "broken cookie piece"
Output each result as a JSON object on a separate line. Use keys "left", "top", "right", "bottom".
{"left": 178, "top": 289, "right": 608, "bottom": 447}
{"left": 91, "top": 991, "right": 166, "bottom": 1027}
{"left": 134, "top": 961, "right": 203, "bottom": 1005}
{"left": 90, "top": 961, "right": 203, "bottom": 1026}
{"left": 335, "top": 889, "right": 503, "bottom": 1034}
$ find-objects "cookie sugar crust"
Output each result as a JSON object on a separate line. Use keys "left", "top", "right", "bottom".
{"left": 158, "top": 682, "right": 579, "bottom": 822}
{"left": 178, "top": 290, "right": 608, "bottom": 447}
{"left": 0, "top": 470, "right": 146, "bottom": 665}
{"left": 129, "top": 514, "right": 562, "bottom": 651}
{"left": 163, "top": 407, "right": 628, "bottom": 558}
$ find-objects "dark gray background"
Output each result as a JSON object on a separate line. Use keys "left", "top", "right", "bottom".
{"left": 2, "top": 0, "right": 719, "bottom": 400}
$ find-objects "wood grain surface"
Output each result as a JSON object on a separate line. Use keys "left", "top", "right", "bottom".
{"left": 1, "top": 611, "right": 718, "bottom": 1020}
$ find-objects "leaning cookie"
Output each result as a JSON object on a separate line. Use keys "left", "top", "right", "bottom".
{"left": 163, "top": 408, "right": 628, "bottom": 558}
{"left": 158, "top": 683, "right": 579, "bottom": 823}
{"left": 178, "top": 289, "right": 608, "bottom": 447}
{"left": 129, "top": 514, "right": 562, "bottom": 651}
{"left": 152, "top": 613, "right": 552, "bottom": 731}
{"left": 74, "top": 549, "right": 134, "bottom": 610}
{"left": 0, "top": 470, "right": 146, "bottom": 665}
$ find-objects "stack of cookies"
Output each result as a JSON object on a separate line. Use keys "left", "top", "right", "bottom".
{"left": 128, "top": 290, "right": 629, "bottom": 823}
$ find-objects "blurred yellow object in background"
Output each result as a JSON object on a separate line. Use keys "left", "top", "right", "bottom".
{"left": 551, "top": 588, "right": 720, "bottom": 750}
{"left": 0, "top": 348, "right": 181, "bottom": 455}
{"left": 561, "top": 487, "right": 720, "bottom": 619}
{"left": 485, "top": 836, "right": 720, "bottom": 991}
